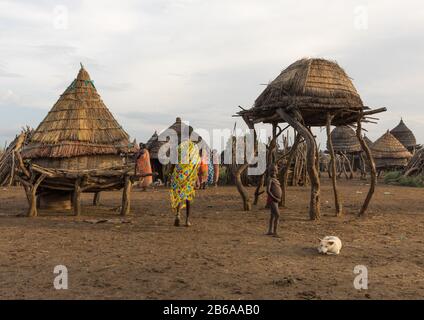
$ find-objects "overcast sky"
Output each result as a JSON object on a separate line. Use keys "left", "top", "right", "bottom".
{"left": 0, "top": 0, "right": 423, "bottom": 150}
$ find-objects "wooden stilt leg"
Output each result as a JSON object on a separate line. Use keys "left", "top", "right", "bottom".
{"left": 281, "top": 134, "right": 300, "bottom": 207}
{"left": 326, "top": 114, "right": 342, "bottom": 216}
{"left": 356, "top": 117, "right": 376, "bottom": 216}
{"left": 25, "top": 174, "right": 46, "bottom": 217}
{"left": 121, "top": 175, "right": 132, "bottom": 216}
{"left": 73, "top": 177, "right": 82, "bottom": 216}
{"left": 277, "top": 108, "right": 320, "bottom": 220}
{"left": 235, "top": 163, "right": 251, "bottom": 211}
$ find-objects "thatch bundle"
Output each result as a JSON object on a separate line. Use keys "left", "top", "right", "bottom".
{"left": 390, "top": 119, "right": 417, "bottom": 152}
{"left": 327, "top": 126, "right": 361, "bottom": 153}
{"left": 22, "top": 65, "right": 133, "bottom": 169}
{"left": 0, "top": 128, "right": 33, "bottom": 186}
{"left": 371, "top": 131, "right": 412, "bottom": 169}
{"left": 404, "top": 147, "right": 424, "bottom": 176}
{"left": 240, "top": 58, "right": 364, "bottom": 126}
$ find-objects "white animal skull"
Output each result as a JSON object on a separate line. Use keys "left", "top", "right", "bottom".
{"left": 318, "top": 236, "right": 342, "bottom": 255}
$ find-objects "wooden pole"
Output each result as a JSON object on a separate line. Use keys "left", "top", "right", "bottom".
{"left": 93, "top": 192, "right": 101, "bottom": 206}
{"left": 341, "top": 152, "right": 354, "bottom": 179}
{"left": 326, "top": 114, "right": 342, "bottom": 216}
{"left": 280, "top": 134, "right": 300, "bottom": 207}
{"left": 25, "top": 174, "right": 46, "bottom": 217}
{"left": 73, "top": 177, "right": 82, "bottom": 216}
{"left": 277, "top": 108, "right": 320, "bottom": 220}
{"left": 121, "top": 174, "right": 132, "bottom": 216}
{"left": 356, "top": 117, "right": 376, "bottom": 216}
{"left": 235, "top": 163, "right": 251, "bottom": 211}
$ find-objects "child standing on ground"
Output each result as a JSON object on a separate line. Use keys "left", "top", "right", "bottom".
{"left": 266, "top": 164, "right": 282, "bottom": 237}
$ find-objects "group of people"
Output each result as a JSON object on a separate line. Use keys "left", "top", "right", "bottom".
{"left": 135, "top": 140, "right": 282, "bottom": 235}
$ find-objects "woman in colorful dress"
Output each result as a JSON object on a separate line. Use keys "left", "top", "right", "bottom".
{"left": 135, "top": 143, "right": 153, "bottom": 191}
{"left": 169, "top": 140, "right": 200, "bottom": 227}
{"left": 197, "top": 149, "right": 209, "bottom": 189}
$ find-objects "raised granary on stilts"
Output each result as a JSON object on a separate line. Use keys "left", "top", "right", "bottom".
{"left": 16, "top": 65, "right": 144, "bottom": 217}
{"left": 327, "top": 125, "right": 363, "bottom": 179}
{"left": 370, "top": 131, "right": 412, "bottom": 171}
{"left": 390, "top": 119, "right": 417, "bottom": 153}
{"left": 236, "top": 58, "right": 386, "bottom": 219}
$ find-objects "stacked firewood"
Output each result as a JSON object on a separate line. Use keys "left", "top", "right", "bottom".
{"left": 0, "top": 127, "right": 33, "bottom": 186}
{"left": 404, "top": 147, "right": 424, "bottom": 176}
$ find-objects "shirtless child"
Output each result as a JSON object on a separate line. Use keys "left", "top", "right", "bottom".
{"left": 266, "top": 164, "right": 282, "bottom": 237}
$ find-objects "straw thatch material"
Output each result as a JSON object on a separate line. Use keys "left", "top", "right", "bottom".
{"left": 327, "top": 126, "right": 361, "bottom": 153}
{"left": 404, "top": 147, "right": 424, "bottom": 176}
{"left": 239, "top": 58, "right": 364, "bottom": 126}
{"left": 390, "top": 119, "right": 417, "bottom": 151}
{"left": 22, "top": 65, "right": 132, "bottom": 161}
{"left": 371, "top": 131, "right": 412, "bottom": 169}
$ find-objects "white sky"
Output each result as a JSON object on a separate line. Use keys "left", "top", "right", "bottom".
{"left": 0, "top": 0, "right": 423, "bottom": 149}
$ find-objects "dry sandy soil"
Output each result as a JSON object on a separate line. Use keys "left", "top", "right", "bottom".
{"left": 0, "top": 178, "right": 423, "bottom": 300}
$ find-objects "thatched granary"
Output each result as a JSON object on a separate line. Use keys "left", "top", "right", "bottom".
{"left": 371, "top": 131, "right": 412, "bottom": 170}
{"left": 327, "top": 126, "right": 361, "bottom": 154}
{"left": 236, "top": 58, "right": 385, "bottom": 219}
{"left": 15, "top": 65, "right": 142, "bottom": 217}
{"left": 390, "top": 119, "right": 417, "bottom": 152}
{"left": 22, "top": 66, "right": 132, "bottom": 169}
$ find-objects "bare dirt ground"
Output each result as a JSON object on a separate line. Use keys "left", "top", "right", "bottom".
{"left": 0, "top": 178, "right": 423, "bottom": 300}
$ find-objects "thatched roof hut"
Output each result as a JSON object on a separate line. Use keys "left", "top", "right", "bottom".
{"left": 15, "top": 65, "right": 142, "bottom": 217}
{"left": 371, "top": 131, "right": 412, "bottom": 169}
{"left": 239, "top": 58, "right": 366, "bottom": 127}
{"left": 327, "top": 126, "right": 361, "bottom": 153}
{"left": 22, "top": 65, "right": 133, "bottom": 170}
{"left": 390, "top": 119, "right": 417, "bottom": 152}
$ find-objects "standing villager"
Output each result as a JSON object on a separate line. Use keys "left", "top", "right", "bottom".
{"left": 212, "top": 149, "right": 220, "bottom": 187}
{"left": 135, "top": 143, "right": 153, "bottom": 191}
{"left": 266, "top": 164, "right": 282, "bottom": 237}
{"left": 170, "top": 140, "right": 200, "bottom": 227}
{"left": 198, "top": 149, "right": 209, "bottom": 189}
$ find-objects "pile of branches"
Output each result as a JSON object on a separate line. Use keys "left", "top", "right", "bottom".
{"left": 404, "top": 147, "right": 424, "bottom": 177}
{"left": 0, "top": 127, "right": 33, "bottom": 186}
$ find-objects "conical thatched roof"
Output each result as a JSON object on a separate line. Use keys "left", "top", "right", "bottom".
{"left": 327, "top": 126, "right": 361, "bottom": 153}
{"left": 390, "top": 119, "right": 416, "bottom": 150}
{"left": 22, "top": 65, "right": 131, "bottom": 159}
{"left": 371, "top": 131, "right": 412, "bottom": 168}
{"left": 238, "top": 58, "right": 364, "bottom": 126}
